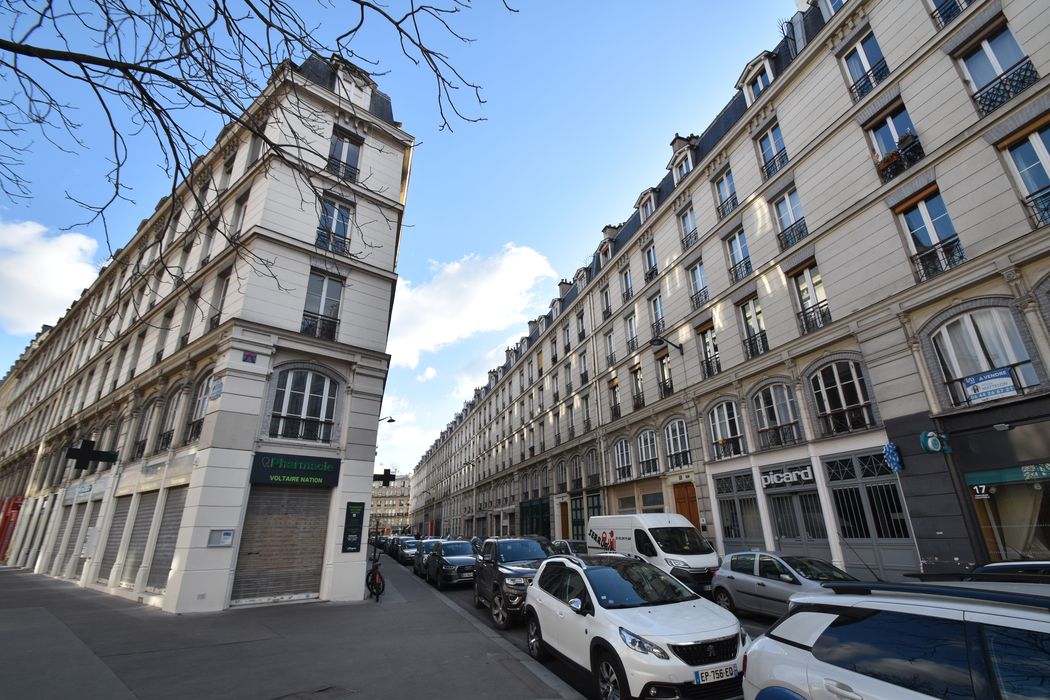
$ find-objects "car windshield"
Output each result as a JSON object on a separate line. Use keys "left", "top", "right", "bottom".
{"left": 403, "top": 540, "right": 420, "bottom": 549}
{"left": 783, "top": 556, "right": 855, "bottom": 581}
{"left": 584, "top": 560, "right": 699, "bottom": 609}
{"left": 498, "top": 539, "right": 549, "bottom": 563}
{"left": 568, "top": 541, "right": 588, "bottom": 554}
{"left": 649, "top": 527, "right": 715, "bottom": 556}
{"left": 421, "top": 541, "right": 439, "bottom": 553}
{"left": 442, "top": 542, "right": 473, "bottom": 556}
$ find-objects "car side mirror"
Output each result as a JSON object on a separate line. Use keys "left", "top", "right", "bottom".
{"left": 569, "top": 598, "right": 587, "bottom": 615}
{"left": 780, "top": 573, "right": 798, "bottom": 584}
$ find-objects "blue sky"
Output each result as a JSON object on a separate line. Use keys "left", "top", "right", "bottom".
{"left": 0, "top": 1, "right": 795, "bottom": 475}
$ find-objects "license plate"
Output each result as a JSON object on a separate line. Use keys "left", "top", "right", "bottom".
{"left": 694, "top": 664, "right": 737, "bottom": 685}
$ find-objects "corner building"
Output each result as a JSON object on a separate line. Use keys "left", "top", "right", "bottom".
{"left": 411, "top": 0, "right": 1050, "bottom": 579}
{"left": 0, "top": 57, "right": 413, "bottom": 611}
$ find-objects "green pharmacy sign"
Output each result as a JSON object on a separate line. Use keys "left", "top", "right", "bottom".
{"left": 250, "top": 452, "right": 340, "bottom": 488}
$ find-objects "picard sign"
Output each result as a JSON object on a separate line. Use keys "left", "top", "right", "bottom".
{"left": 761, "top": 465, "right": 815, "bottom": 489}
{"left": 250, "top": 452, "right": 340, "bottom": 488}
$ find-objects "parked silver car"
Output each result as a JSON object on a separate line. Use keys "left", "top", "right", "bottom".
{"left": 711, "top": 551, "right": 856, "bottom": 617}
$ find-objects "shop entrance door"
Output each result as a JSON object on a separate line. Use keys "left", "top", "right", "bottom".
{"left": 767, "top": 491, "right": 831, "bottom": 560}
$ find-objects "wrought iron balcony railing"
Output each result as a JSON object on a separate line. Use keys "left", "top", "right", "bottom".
{"left": 974, "top": 58, "right": 1038, "bottom": 117}
{"left": 644, "top": 265, "right": 659, "bottom": 283}
{"left": 711, "top": 437, "right": 745, "bottom": 460}
{"left": 913, "top": 236, "right": 965, "bottom": 281}
{"left": 157, "top": 429, "right": 174, "bottom": 452}
{"left": 610, "top": 403, "right": 622, "bottom": 420}
{"left": 946, "top": 361, "right": 1037, "bottom": 407}
{"left": 269, "top": 415, "right": 335, "bottom": 442}
{"left": 743, "top": 330, "right": 769, "bottom": 360}
{"left": 681, "top": 228, "right": 699, "bottom": 250}
{"left": 762, "top": 148, "right": 789, "bottom": 180}
{"left": 729, "top": 257, "right": 752, "bottom": 284}
{"left": 876, "top": 137, "right": 925, "bottom": 183}
{"left": 659, "top": 378, "right": 674, "bottom": 399}
{"left": 580, "top": 370, "right": 589, "bottom": 384}
{"left": 622, "top": 288, "right": 634, "bottom": 303}
{"left": 757, "top": 423, "right": 802, "bottom": 450}
{"left": 184, "top": 418, "right": 203, "bottom": 445}
{"left": 616, "top": 466, "right": 633, "bottom": 482}
{"left": 602, "top": 306, "right": 612, "bottom": 320}
{"left": 668, "top": 451, "right": 691, "bottom": 469}
{"left": 650, "top": 317, "right": 665, "bottom": 337}
{"left": 607, "top": 351, "right": 617, "bottom": 367}
{"left": 325, "top": 156, "right": 359, "bottom": 182}
{"left": 849, "top": 58, "right": 890, "bottom": 102}
{"left": 931, "top": 0, "right": 974, "bottom": 28}
{"left": 701, "top": 356, "right": 721, "bottom": 379}
{"left": 632, "top": 392, "right": 645, "bottom": 410}
{"left": 315, "top": 228, "right": 351, "bottom": 256}
{"left": 690, "top": 286, "right": 710, "bottom": 310}
{"left": 627, "top": 336, "right": 639, "bottom": 352}
{"left": 777, "top": 218, "right": 809, "bottom": 251}
{"left": 639, "top": 458, "right": 659, "bottom": 476}
{"left": 716, "top": 193, "right": 739, "bottom": 220}
{"left": 798, "top": 301, "right": 833, "bottom": 334}
{"left": 1025, "top": 186, "right": 1050, "bottom": 228}
{"left": 816, "top": 405, "right": 874, "bottom": 437}
{"left": 301, "top": 311, "right": 338, "bottom": 341}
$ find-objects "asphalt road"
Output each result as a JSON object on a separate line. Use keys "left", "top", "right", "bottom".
{"left": 390, "top": 554, "right": 773, "bottom": 700}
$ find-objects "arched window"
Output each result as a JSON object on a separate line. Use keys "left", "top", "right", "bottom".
{"left": 155, "top": 390, "right": 184, "bottom": 454}
{"left": 185, "top": 369, "right": 214, "bottom": 444}
{"left": 570, "top": 456, "right": 582, "bottom": 489}
{"left": 752, "top": 383, "right": 801, "bottom": 449}
{"left": 269, "top": 368, "right": 338, "bottom": 442}
{"left": 586, "top": 450, "right": 600, "bottom": 486}
{"left": 931, "top": 308, "right": 1038, "bottom": 406}
{"left": 664, "top": 418, "right": 691, "bottom": 468}
{"left": 810, "top": 361, "right": 873, "bottom": 436}
{"left": 709, "top": 401, "right": 744, "bottom": 460}
{"left": 134, "top": 398, "right": 160, "bottom": 459}
{"left": 614, "top": 438, "right": 632, "bottom": 481}
{"left": 637, "top": 430, "right": 658, "bottom": 475}
{"left": 556, "top": 461, "right": 567, "bottom": 490}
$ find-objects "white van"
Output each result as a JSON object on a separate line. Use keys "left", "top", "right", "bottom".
{"left": 585, "top": 513, "right": 720, "bottom": 593}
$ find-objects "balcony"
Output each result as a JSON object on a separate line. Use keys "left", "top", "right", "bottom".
{"left": 571, "top": 477, "right": 583, "bottom": 491}
{"left": 602, "top": 306, "right": 612, "bottom": 320}
{"left": 777, "top": 218, "right": 809, "bottom": 251}
{"left": 610, "top": 403, "right": 622, "bottom": 420}
{"left": 555, "top": 432, "right": 562, "bottom": 446}
{"left": 701, "top": 356, "right": 721, "bottom": 379}
{"left": 315, "top": 229, "right": 351, "bottom": 256}
{"left": 639, "top": 458, "right": 659, "bottom": 476}
{"left": 564, "top": 341, "right": 571, "bottom": 354}
{"left": 622, "top": 288, "right": 634, "bottom": 303}
{"left": 690, "top": 286, "right": 710, "bottom": 310}
{"left": 1026, "top": 186, "right": 1050, "bottom": 228}
{"left": 816, "top": 405, "right": 874, "bottom": 437}
{"left": 658, "top": 378, "right": 674, "bottom": 399}
{"left": 632, "top": 392, "right": 645, "bottom": 410}
{"left": 758, "top": 423, "right": 802, "bottom": 450}
{"left": 301, "top": 312, "right": 338, "bottom": 341}
{"left": 156, "top": 429, "right": 174, "bottom": 452}
{"left": 627, "top": 336, "right": 639, "bottom": 352}
{"left": 729, "top": 257, "right": 753, "bottom": 284}
{"left": 583, "top": 418, "right": 592, "bottom": 432}
{"left": 179, "top": 332, "right": 190, "bottom": 349}
{"left": 650, "top": 317, "right": 666, "bottom": 338}
{"left": 876, "top": 135, "right": 925, "bottom": 184}
{"left": 578, "top": 329, "right": 586, "bottom": 342}
{"left": 325, "top": 156, "right": 359, "bottom": 182}
{"left": 712, "top": 437, "right": 745, "bottom": 460}
{"left": 931, "top": 0, "right": 974, "bottom": 28}
{"left": 913, "top": 236, "right": 966, "bottom": 282}
{"left": 616, "top": 466, "right": 633, "bottom": 482}
{"left": 269, "top": 415, "right": 335, "bottom": 442}
{"left": 553, "top": 389, "right": 560, "bottom": 402}
{"left": 569, "top": 426, "right": 576, "bottom": 439}
{"left": 743, "top": 331, "right": 769, "bottom": 360}
{"left": 644, "top": 265, "right": 659, "bottom": 283}
{"left": 580, "top": 370, "right": 589, "bottom": 384}
{"left": 566, "top": 381, "right": 574, "bottom": 394}
{"left": 681, "top": 228, "right": 699, "bottom": 250}
{"left": 208, "top": 313, "right": 221, "bottom": 331}
{"left": 762, "top": 148, "right": 789, "bottom": 180}
{"left": 798, "top": 301, "right": 833, "bottom": 335}
{"left": 849, "top": 58, "right": 890, "bottom": 102}
{"left": 133, "top": 439, "right": 147, "bottom": 460}
{"left": 668, "top": 451, "right": 691, "bottom": 469}
{"left": 607, "top": 351, "right": 617, "bottom": 367}
{"left": 716, "top": 193, "right": 738, "bottom": 220}
{"left": 556, "top": 480, "right": 567, "bottom": 493}
{"left": 946, "top": 361, "right": 1037, "bottom": 407}
{"left": 974, "top": 58, "right": 1038, "bottom": 117}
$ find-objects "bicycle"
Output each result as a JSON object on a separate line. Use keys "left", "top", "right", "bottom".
{"left": 366, "top": 544, "right": 385, "bottom": 602}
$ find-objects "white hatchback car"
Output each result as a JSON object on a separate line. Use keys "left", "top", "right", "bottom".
{"left": 525, "top": 554, "right": 748, "bottom": 700}
{"left": 743, "top": 581, "right": 1050, "bottom": 700}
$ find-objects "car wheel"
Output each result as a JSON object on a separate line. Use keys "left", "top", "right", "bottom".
{"left": 714, "top": 587, "right": 735, "bottom": 613}
{"left": 526, "top": 614, "right": 550, "bottom": 661}
{"left": 594, "top": 652, "right": 630, "bottom": 700}
{"left": 490, "top": 589, "right": 512, "bottom": 630}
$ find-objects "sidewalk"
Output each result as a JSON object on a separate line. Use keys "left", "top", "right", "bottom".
{"left": 0, "top": 557, "right": 582, "bottom": 700}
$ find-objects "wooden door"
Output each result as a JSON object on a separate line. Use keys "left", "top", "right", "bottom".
{"left": 673, "top": 482, "right": 700, "bottom": 528}
{"left": 559, "top": 501, "right": 569, "bottom": 539}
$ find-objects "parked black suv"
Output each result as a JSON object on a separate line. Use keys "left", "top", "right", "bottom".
{"left": 473, "top": 537, "right": 551, "bottom": 629}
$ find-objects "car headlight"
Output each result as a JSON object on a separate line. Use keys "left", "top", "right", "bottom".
{"left": 665, "top": 558, "right": 688, "bottom": 568}
{"left": 443, "top": 564, "right": 456, "bottom": 571}
{"left": 619, "top": 627, "right": 670, "bottom": 660}
{"left": 505, "top": 577, "right": 527, "bottom": 586}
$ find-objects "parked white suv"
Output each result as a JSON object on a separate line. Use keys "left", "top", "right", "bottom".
{"left": 524, "top": 554, "right": 748, "bottom": 700}
{"left": 743, "top": 581, "right": 1050, "bottom": 700}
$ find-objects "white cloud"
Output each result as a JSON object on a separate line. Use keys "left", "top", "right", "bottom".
{"left": 416, "top": 366, "right": 438, "bottom": 382}
{"left": 387, "top": 243, "right": 556, "bottom": 369}
{"left": 450, "top": 332, "right": 523, "bottom": 401}
{"left": 0, "top": 220, "right": 98, "bottom": 334}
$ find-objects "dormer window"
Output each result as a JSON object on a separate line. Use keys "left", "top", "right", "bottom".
{"left": 641, "top": 196, "right": 656, "bottom": 221}
{"left": 750, "top": 68, "right": 770, "bottom": 100}
{"left": 674, "top": 153, "right": 693, "bottom": 183}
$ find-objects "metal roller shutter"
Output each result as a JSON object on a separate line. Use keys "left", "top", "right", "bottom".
{"left": 145, "top": 486, "right": 187, "bottom": 592}
{"left": 120, "top": 491, "right": 159, "bottom": 588}
{"left": 75, "top": 502, "right": 103, "bottom": 578}
{"left": 230, "top": 486, "right": 330, "bottom": 604}
{"left": 49, "top": 504, "right": 73, "bottom": 574}
{"left": 60, "top": 503, "right": 87, "bottom": 578}
{"left": 97, "top": 495, "right": 132, "bottom": 584}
